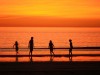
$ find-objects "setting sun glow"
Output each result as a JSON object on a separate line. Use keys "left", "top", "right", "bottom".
{"left": 0, "top": 0, "right": 100, "bottom": 27}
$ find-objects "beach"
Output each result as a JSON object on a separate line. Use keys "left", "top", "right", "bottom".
{"left": 0, "top": 61, "right": 100, "bottom": 75}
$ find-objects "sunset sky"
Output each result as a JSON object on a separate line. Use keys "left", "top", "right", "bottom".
{"left": 0, "top": 0, "right": 100, "bottom": 27}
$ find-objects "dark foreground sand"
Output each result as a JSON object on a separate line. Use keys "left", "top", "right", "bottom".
{"left": 0, "top": 61, "right": 100, "bottom": 75}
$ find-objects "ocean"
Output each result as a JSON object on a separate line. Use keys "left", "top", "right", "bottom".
{"left": 0, "top": 27, "right": 100, "bottom": 62}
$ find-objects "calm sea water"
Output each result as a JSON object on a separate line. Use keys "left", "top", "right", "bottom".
{"left": 0, "top": 27, "right": 100, "bottom": 62}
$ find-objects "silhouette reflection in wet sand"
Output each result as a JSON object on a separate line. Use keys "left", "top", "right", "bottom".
{"left": 16, "top": 54, "right": 18, "bottom": 62}
{"left": 69, "top": 55, "right": 72, "bottom": 62}
{"left": 50, "top": 56, "right": 54, "bottom": 62}
{"left": 28, "top": 37, "right": 34, "bottom": 56}
{"left": 29, "top": 55, "right": 33, "bottom": 62}
{"left": 49, "top": 40, "right": 55, "bottom": 56}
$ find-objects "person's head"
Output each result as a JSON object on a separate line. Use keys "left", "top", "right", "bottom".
{"left": 15, "top": 41, "right": 18, "bottom": 44}
{"left": 50, "top": 40, "right": 52, "bottom": 42}
{"left": 69, "top": 39, "right": 72, "bottom": 42}
{"left": 31, "top": 37, "right": 33, "bottom": 40}
{"left": 50, "top": 40, "right": 52, "bottom": 43}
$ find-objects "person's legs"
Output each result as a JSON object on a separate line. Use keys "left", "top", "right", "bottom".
{"left": 51, "top": 49, "right": 54, "bottom": 55}
{"left": 17, "top": 49, "right": 18, "bottom": 53}
{"left": 16, "top": 49, "right": 18, "bottom": 54}
{"left": 69, "top": 49, "right": 72, "bottom": 56}
{"left": 71, "top": 51, "right": 72, "bottom": 55}
{"left": 50, "top": 49, "right": 52, "bottom": 55}
{"left": 52, "top": 51, "right": 55, "bottom": 55}
{"left": 31, "top": 50, "right": 32, "bottom": 56}
{"left": 70, "top": 49, "right": 72, "bottom": 55}
{"left": 50, "top": 51, "right": 52, "bottom": 56}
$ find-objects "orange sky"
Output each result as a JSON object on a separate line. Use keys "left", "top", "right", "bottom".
{"left": 0, "top": 0, "right": 100, "bottom": 27}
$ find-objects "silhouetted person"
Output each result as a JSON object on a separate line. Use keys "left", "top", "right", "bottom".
{"left": 13, "top": 41, "right": 19, "bottom": 54}
{"left": 49, "top": 40, "right": 55, "bottom": 56}
{"left": 28, "top": 37, "right": 34, "bottom": 56}
{"left": 69, "top": 39, "right": 73, "bottom": 56}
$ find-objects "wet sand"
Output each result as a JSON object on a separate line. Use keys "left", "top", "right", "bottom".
{"left": 0, "top": 61, "right": 100, "bottom": 75}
